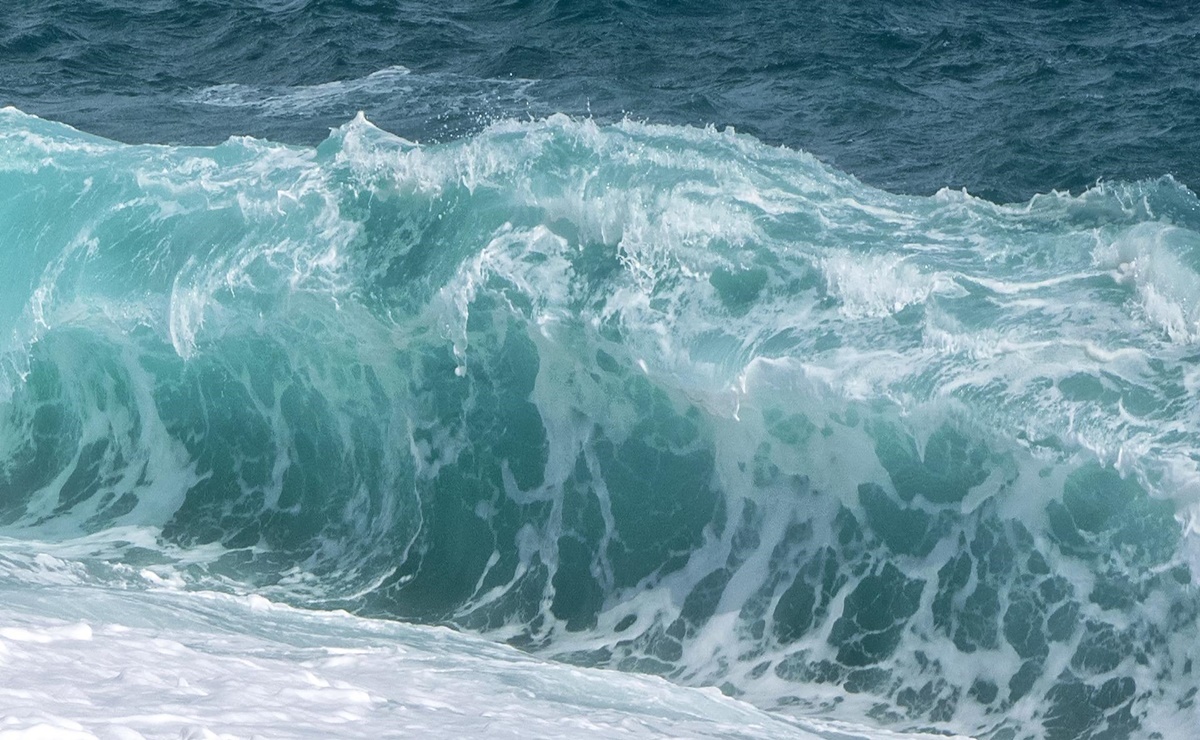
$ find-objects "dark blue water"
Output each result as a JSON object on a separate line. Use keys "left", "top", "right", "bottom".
{"left": 3, "top": 4, "right": 1200, "bottom": 739}
{"left": 4, "top": 1, "right": 1198, "bottom": 202}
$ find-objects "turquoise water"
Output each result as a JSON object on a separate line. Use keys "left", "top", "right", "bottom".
{"left": 1, "top": 108, "right": 1197, "bottom": 738}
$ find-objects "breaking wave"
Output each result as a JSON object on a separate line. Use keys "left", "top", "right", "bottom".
{"left": 1, "top": 107, "right": 1197, "bottom": 739}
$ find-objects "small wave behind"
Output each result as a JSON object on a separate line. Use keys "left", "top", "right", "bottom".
{"left": 190, "top": 66, "right": 422, "bottom": 112}
{"left": 0, "top": 107, "right": 1197, "bottom": 739}
{"left": 187, "top": 65, "right": 540, "bottom": 124}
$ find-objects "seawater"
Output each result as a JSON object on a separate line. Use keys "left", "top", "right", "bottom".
{"left": 2, "top": 3, "right": 1199, "bottom": 740}
{"left": 5, "top": 1, "right": 1200, "bottom": 202}
{"left": 2, "top": 108, "right": 1198, "bottom": 738}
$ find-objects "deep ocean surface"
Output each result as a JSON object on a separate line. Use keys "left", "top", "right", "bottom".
{"left": 4, "top": 1, "right": 1199, "bottom": 201}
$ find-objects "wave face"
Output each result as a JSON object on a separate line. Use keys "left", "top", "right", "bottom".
{"left": 1, "top": 108, "right": 1198, "bottom": 738}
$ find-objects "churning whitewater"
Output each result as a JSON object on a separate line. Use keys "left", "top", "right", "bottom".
{"left": 0, "top": 107, "right": 1198, "bottom": 739}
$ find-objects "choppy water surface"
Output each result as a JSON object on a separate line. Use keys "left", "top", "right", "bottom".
{"left": 1, "top": 3, "right": 1199, "bottom": 739}
{"left": 4, "top": 1, "right": 1200, "bottom": 201}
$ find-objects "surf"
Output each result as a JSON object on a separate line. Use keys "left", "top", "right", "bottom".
{"left": 0, "top": 107, "right": 1197, "bottom": 738}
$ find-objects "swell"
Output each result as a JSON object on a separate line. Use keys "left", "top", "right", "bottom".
{"left": 0, "top": 108, "right": 1197, "bottom": 738}
{"left": 5, "top": 2, "right": 1200, "bottom": 201}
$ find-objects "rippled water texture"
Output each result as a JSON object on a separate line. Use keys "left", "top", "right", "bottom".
{"left": 3, "top": 1, "right": 1199, "bottom": 201}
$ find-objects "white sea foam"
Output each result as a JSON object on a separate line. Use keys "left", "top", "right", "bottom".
{"left": 0, "top": 546, "right": 955, "bottom": 740}
{"left": 1095, "top": 221, "right": 1200, "bottom": 342}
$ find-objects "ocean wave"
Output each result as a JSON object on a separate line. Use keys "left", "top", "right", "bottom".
{"left": 0, "top": 108, "right": 1197, "bottom": 738}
